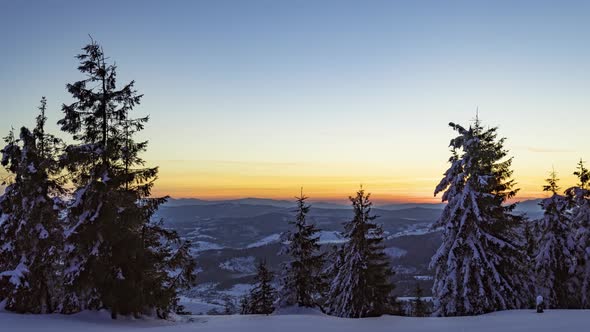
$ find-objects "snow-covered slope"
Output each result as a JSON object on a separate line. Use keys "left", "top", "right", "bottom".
{"left": 247, "top": 234, "right": 281, "bottom": 248}
{"left": 1, "top": 310, "right": 588, "bottom": 332}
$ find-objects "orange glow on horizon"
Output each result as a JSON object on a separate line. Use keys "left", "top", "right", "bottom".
{"left": 0, "top": 159, "right": 580, "bottom": 204}
{"left": 148, "top": 159, "right": 578, "bottom": 204}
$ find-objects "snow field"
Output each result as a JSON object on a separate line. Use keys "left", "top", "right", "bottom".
{"left": 1, "top": 309, "right": 588, "bottom": 332}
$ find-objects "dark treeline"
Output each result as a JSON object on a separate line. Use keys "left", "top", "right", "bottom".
{"left": 1, "top": 40, "right": 589, "bottom": 320}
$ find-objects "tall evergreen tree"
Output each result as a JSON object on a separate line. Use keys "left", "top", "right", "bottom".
{"left": 0, "top": 98, "right": 64, "bottom": 313}
{"left": 278, "top": 190, "right": 325, "bottom": 309}
{"left": 413, "top": 283, "right": 427, "bottom": 317}
{"left": 245, "top": 260, "right": 276, "bottom": 315}
{"left": 58, "top": 40, "right": 196, "bottom": 318}
{"left": 564, "top": 160, "right": 590, "bottom": 307}
{"left": 431, "top": 119, "right": 530, "bottom": 316}
{"left": 535, "top": 170, "right": 576, "bottom": 308}
{"left": 325, "top": 187, "right": 395, "bottom": 318}
{"left": 566, "top": 159, "right": 590, "bottom": 308}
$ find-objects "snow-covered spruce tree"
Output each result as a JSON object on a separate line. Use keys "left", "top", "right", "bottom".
{"left": 534, "top": 171, "right": 576, "bottom": 308}
{"left": 325, "top": 187, "right": 395, "bottom": 318}
{"left": 245, "top": 260, "right": 276, "bottom": 315}
{"left": 431, "top": 119, "right": 531, "bottom": 316}
{"left": 58, "top": 40, "right": 196, "bottom": 318}
{"left": 278, "top": 190, "right": 325, "bottom": 309}
{"left": 0, "top": 98, "right": 64, "bottom": 313}
{"left": 566, "top": 159, "right": 590, "bottom": 308}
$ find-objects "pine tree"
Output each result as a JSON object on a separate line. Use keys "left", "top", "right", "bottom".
{"left": 413, "top": 283, "right": 427, "bottom": 317}
{"left": 239, "top": 295, "right": 250, "bottom": 315}
{"left": 431, "top": 119, "right": 531, "bottom": 316}
{"left": 573, "top": 159, "right": 590, "bottom": 189}
{"left": 57, "top": 39, "right": 196, "bottom": 318}
{"left": 223, "top": 297, "right": 237, "bottom": 315}
{"left": 325, "top": 187, "right": 395, "bottom": 318}
{"left": 278, "top": 190, "right": 325, "bottom": 309}
{"left": 0, "top": 98, "right": 64, "bottom": 313}
{"left": 244, "top": 260, "right": 276, "bottom": 315}
{"left": 534, "top": 170, "right": 576, "bottom": 308}
{"left": 566, "top": 159, "right": 590, "bottom": 308}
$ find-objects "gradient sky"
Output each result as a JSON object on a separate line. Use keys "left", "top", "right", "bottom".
{"left": 1, "top": 0, "right": 590, "bottom": 203}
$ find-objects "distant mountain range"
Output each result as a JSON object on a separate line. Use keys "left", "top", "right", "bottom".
{"left": 164, "top": 197, "right": 446, "bottom": 210}
{"left": 164, "top": 197, "right": 351, "bottom": 210}
{"left": 513, "top": 198, "right": 544, "bottom": 216}
{"left": 164, "top": 197, "right": 544, "bottom": 216}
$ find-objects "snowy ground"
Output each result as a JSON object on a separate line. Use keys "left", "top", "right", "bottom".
{"left": 177, "top": 296, "right": 223, "bottom": 315}
{"left": 1, "top": 310, "right": 589, "bottom": 332}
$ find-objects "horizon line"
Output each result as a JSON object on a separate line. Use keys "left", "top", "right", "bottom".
{"left": 162, "top": 195, "right": 546, "bottom": 205}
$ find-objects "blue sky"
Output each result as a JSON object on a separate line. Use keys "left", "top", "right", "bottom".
{"left": 1, "top": 1, "right": 590, "bottom": 201}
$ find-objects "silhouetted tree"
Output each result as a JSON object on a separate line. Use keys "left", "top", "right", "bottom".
{"left": 244, "top": 260, "right": 276, "bottom": 315}
{"left": 239, "top": 295, "right": 250, "bottom": 315}
{"left": 413, "top": 283, "right": 427, "bottom": 317}
{"left": 278, "top": 189, "right": 325, "bottom": 309}
{"left": 325, "top": 187, "right": 395, "bottom": 318}
{"left": 58, "top": 39, "right": 196, "bottom": 318}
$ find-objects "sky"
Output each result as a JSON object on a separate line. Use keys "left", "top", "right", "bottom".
{"left": 1, "top": 0, "right": 590, "bottom": 203}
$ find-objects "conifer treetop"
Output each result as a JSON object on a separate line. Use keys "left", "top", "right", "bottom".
{"left": 574, "top": 159, "right": 589, "bottom": 189}
{"left": 543, "top": 168, "right": 560, "bottom": 195}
